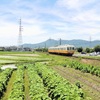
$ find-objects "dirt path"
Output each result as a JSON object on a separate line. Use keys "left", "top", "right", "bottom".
{"left": 81, "top": 58, "right": 100, "bottom": 67}
{"left": 52, "top": 66, "right": 100, "bottom": 100}
{"left": 1, "top": 70, "right": 16, "bottom": 100}
{"left": 24, "top": 70, "right": 30, "bottom": 100}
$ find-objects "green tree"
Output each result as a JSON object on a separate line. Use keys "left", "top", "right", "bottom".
{"left": 90, "top": 48, "right": 94, "bottom": 53}
{"left": 94, "top": 45, "right": 100, "bottom": 52}
{"left": 77, "top": 47, "right": 83, "bottom": 52}
{"left": 85, "top": 48, "right": 90, "bottom": 53}
{"left": 42, "top": 48, "right": 48, "bottom": 52}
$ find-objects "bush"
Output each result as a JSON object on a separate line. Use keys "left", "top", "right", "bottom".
{"left": 85, "top": 48, "right": 90, "bottom": 53}
{"left": 77, "top": 47, "right": 83, "bottom": 53}
{"left": 94, "top": 45, "right": 100, "bottom": 52}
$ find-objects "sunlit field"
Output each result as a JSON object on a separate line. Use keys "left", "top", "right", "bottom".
{"left": 0, "top": 51, "right": 100, "bottom": 100}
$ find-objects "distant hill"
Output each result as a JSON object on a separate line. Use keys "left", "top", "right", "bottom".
{"left": 23, "top": 39, "right": 100, "bottom": 48}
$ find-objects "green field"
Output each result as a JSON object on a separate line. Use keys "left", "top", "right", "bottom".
{"left": 0, "top": 51, "right": 100, "bottom": 100}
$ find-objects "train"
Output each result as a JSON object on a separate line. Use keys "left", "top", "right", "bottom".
{"left": 48, "top": 44, "right": 75, "bottom": 56}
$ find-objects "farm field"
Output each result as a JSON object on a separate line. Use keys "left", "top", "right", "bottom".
{"left": 0, "top": 51, "right": 100, "bottom": 100}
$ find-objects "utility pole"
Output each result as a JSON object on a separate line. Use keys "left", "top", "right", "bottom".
{"left": 89, "top": 36, "right": 91, "bottom": 48}
{"left": 18, "top": 18, "right": 23, "bottom": 51}
{"left": 59, "top": 38, "right": 61, "bottom": 45}
{"left": 45, "top": 43, "right": 46, "bottom": 48}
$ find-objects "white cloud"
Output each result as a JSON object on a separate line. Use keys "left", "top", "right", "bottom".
{"left": 56, "top": 0, "right": 95, "bottom": 10}
{"left": 0, "top": 0, "right": 100, "bottom": 46}
{"left": 23, "top": 25, "right": 46, "bottom": 36}
{"left": 72, "top": 9, "right": 100, "bottom": 22}
{"left": 57, "top": 0, "right": 80, "bottom": 9}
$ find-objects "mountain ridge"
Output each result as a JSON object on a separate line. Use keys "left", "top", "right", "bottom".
{"left": 23, "top": 39, "right": 100, "bottom": 48}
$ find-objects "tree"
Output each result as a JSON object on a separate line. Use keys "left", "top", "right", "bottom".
{"left": 85, "top": 48, "right": 90, "bottom": 53}
{"left": 94, "top": 45, "right": 100, "bottom": 52}
{"left": 90, "top": 48, "right": 94, "bottom": 53}
{"left": 77, "top": 47, "right": 83, "bottom": 53}
{"left": 42, "top": 48, "right": 48, "bottom": 52}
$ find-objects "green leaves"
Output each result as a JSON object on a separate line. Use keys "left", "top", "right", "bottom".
{"left": 8, "top": 66, "right": 24, "bottom": 100}
{"left": 0, "top": 68, "right": 13, "bottom": 98}
{"left": 69, "top": 60, "right": 100, "bottom": 77}
{"left": 35, "top": 63, "right": 84, "bottom": 100}
{"left": 58, "top": 59, "right": 100, "bottom": 77}
{"left": 1, "top": 62, "right": 86, "bottom": 100}
{"left": 27, "top": 64, "right": 51, "bottom": 100}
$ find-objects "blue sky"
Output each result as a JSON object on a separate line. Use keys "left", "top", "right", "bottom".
{"left": 0, "top": 0, "right": 100, "bottom": 46}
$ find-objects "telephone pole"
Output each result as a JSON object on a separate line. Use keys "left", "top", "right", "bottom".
{"left": 89, "top": 36, "right": 91, "bottom": 48}
{"left": 59, "top": 38, "right": 61, "bottom": 45}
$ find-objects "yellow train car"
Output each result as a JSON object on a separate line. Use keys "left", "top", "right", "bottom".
{"left": 48, "top": 44, "right": 75, "bottom": 56}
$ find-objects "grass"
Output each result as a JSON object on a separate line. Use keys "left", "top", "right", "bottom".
{"left": 0, "top": 60, "right": 16, "bottom": 64}
{"left": 24, "top": 70, "right": 31, "bottom": 100}
{"left": 1, "top": 70, "right": 17, "bottom": 100}
{"left": 0, "top": 51, "right": 33, "bottom": 55}
{"left": 74, "top": 52, "right": 100, "bottom": 60}
{"left": 52, "top": 66, "right": 100, "bottom": 100}
{"left": 0, "top": 51, "right": 100, "bottom": 100}
{"left": 0, "top": 52, "right": 49, "bottom": 65}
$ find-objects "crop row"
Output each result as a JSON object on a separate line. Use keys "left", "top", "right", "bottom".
{"left": 68, "top": 60, "right": 100, "bottom": 77}
{"left": 8, "top": 65, "right": 24, "bottom": 100}
{"left": 56, "top": 59, "right": 100, "bottom": 77}
{"left": 0, "top": 68, "right": 13, "bottom": 98}
{"left": 27, "top": 64, "right": 51, "bottom": 100}
{"left": 0, "top": 62, "right": 85, "bottom": 100}
{"left": 35, "top": 63, "right": 84, "bottom": 100}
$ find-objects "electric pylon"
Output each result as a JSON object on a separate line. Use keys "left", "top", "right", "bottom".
{"left": 18, "top": 18, "right": 23, "bottom": 51}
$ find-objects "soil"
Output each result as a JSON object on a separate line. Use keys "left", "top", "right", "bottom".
{"left": 24, "top": 70, "right": 31, "bottom": 100}
{"left": 1, "top": 71, "right": 17, "bottom": 100}
{"left": 81, "top": 59, "right": 100, "bottom": 67}
{"left": 52, "top": 66, "right": 100, "bottom": 100}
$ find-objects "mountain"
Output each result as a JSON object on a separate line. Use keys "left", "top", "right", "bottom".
{"left": 23, "top": 39, "right": 100, "bottom": 48}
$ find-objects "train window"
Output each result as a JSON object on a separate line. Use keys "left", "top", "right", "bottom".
{"left": 72, "top": 47, "right": 74, "bottom": 50}
{"left": 67, "top": 47, "right": 69, "bottom": 50}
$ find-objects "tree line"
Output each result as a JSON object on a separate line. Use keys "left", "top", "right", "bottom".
{"left": 77, "top": 45, "right": 100, "bottom": 53}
